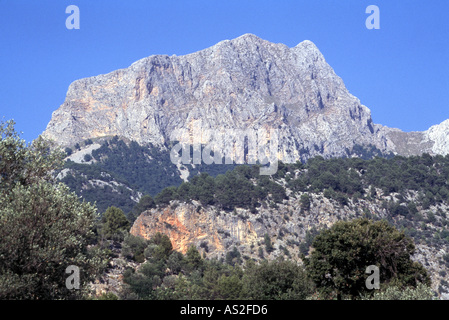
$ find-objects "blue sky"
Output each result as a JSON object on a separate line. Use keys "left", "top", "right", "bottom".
{"left": 1, "top": 0, "right": 448, "bottom": 142}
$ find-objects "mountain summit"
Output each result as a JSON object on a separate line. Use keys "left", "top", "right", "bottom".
{"left": 43, "top": 34, "right": 449, "bottom": 161}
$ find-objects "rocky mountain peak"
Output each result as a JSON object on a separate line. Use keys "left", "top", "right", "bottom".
{"left": 42, "top": 34, "right": 449, "bottom": 162}
{"left": 294, "top": 39, "right": 323, "bottom": 57}
{"left": 424, "top": 119, "right": 449, "bottom": 156}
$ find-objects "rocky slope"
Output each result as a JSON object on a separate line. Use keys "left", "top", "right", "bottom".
{"left": 43, "top": 34, "right": 449, "bottom": 162}
{"left": 130, "top": 190, "right": 449, "bottom": 299}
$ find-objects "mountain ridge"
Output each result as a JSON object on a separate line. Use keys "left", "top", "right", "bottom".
{"left": 43, "top": 34, "right": 449, "bottom": 162}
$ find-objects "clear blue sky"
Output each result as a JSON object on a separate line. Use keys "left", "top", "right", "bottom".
{"left": 1, "top": 0, "right": 448, "bottom": 142}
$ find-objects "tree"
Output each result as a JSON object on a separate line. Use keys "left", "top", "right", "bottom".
{"left": 0, "top": 121, "right": 106, "bottom": 299}
{"left": 264, "top": 233, "right": 274, "bottom": 253}
{"left": 303, "top": 218, "right": 430, "bottom": 300}
{"left": 217, "top": 274, "right": 242, "bottom": 299}
{"left": 185, "top": 245, "right": 203, "bottom": 272}
{"left": 241, "top": 259, "right": 312, "bottom": 300}
{"left": 154, "top": 186, "right": 178, "bottom": 206}
{"left": 83, "top": 154, "right": 92, "bottom": 162}
{"left": 190, "top": 173, "right": 215, "bottom": 205}
{"left": 177, "top": 182, "right": 192, "bottom": 202}
{"left": 145, "top": 232, "right": 173, "bottom": 261}
{"left": 0, "top": 120, "right": 63, "bottom": 196}
{"left": 166, "top": 251, "right": 185, "bottom": 275}
{"left": 122, "top": 233, "right": 149, "bottom": 263}
{"left": 300, "top": 193, "right": 311, "bottom": 211}
{"left": 100, "top": 206, "right": 130, "bottom": 241}
{"left": 129, "top": 194, "right": 156, "bottom": 223}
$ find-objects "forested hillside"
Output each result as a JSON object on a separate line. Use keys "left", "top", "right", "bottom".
{"left": 110, "top": 149, "right": 449, "bottom": 300}
{"left": 59, "top": 136, "right": 449, "bottom": 256}
{"left": 58, "top": 137, "right": 236, "bottom": 214}
{"left": 49, "top": 134, "right": 449, "bottom": 299}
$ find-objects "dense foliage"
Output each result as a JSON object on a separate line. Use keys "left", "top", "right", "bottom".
{"left": 281, "top": 154, "right": 449, "bottom": 206}
{"left": 60, "top": 138, "right": 238, "bottom": 215}
{"left": 0, "top": 121, "right": 107, "bottom": 299}
{"left": 303, "top": 218, "right": 430, "bottom": 300}
{"left": 153, "top": 166, "right": 287, "bottom": 212}
{"left": 60, "top": 137, "right": 183, "bottom": 214}
{"left": 62, "top": 159, "right": 139, "bottom": 215}
{"left": 119, "top": 221, "right": 432, "bottom": 300}
{"left": 92, "top": 138, "right": 182, "bottom": 196}
{"left": 276, "top": 154, "right": 449, "bottom": 249}
{"left": 120, "top": 233, "right": 313, "bottom": 300}
{"left": 1, "top": 119, "right": 444, "bottom": 300}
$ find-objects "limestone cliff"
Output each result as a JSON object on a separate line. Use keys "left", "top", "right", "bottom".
{"left": 129, "top": 191, "right": 449, "bottom": 296}
{"left": 42, "top": 34, "right": 449, "bottom": 161}
{"left": 130, "top": 201, "right": 259, "bottom": 255}
{"left": 130, "top": 194, "right": 371, "bottom": 259}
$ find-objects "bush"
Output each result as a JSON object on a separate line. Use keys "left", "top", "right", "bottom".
{"left": 258, "top": 247, "right": 264, "bottom": 259}
{"left": 300, "top": 194, "right": 311, "bottom": 211}
{"left": 84, "top": 154, "right": 92, "bottom": 162}
{"left": 335, "top": 193, "right": 349, "bottom": 206}
{"left": 122, "top": 234, "right": 149, "bottom": 263}
{"left": 264, "top": 233, "right": 274, "bottom": 253}
{"left": 100, "top": 206, "right": 130, "bottom": 241}
{"left": 241, "top": 259, "right": 313, "bottom": 300}
{"left": 304, "top": 218, "right": 430, "bottom": 300}
{"left": 363, "top": 283, "right": 435, "bottom": 300}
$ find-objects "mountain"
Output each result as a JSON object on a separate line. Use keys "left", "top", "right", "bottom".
{"left": 40, "top": 34, "right": 449, "bottom": 298}
{"left": 42, "top": 33, "right": 449, "bottom": 163}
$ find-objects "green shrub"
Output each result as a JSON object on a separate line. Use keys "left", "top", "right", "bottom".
{"left": 363, "top": 283, "right": 435, "bottom": 300}
{"left": 122, "top": 234, "right": 149, "bottom": 263}
{"left": 83, "top": 154, "right": 92, "bottom": 162}
{"left": 100, "top": 206, "right": 130, "bottom": 241}
{"left": 300, "top": 193, "right": 311, "bottom": 211}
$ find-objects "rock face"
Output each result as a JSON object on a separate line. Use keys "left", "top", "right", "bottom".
{"left": 424, "top": 119, "right": 449, "bottom": 156}
{"left": 130, "top": 194, "right": 373, "bottom": 258}
{"left": 129, "top": 192, "right": 449, "bottom": 296}
{"left": 42, "top": 33, "right": 449, "bottom": 162}
{"left": 130, "top": 201, "right": 259, "bottom": 255}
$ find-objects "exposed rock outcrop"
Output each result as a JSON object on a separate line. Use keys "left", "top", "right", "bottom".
{"left": 424, "top": 119, "right": 449, "bottom": 156}
{"left": 130, "top": 191, "right": 449, "bottom": 297}
{"left": 42, "top": 34, "right": 449, "bottom": 161}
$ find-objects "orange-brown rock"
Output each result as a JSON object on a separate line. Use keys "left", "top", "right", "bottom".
{"left": 130, "top": 201, "right": 259, "bottom": 255}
